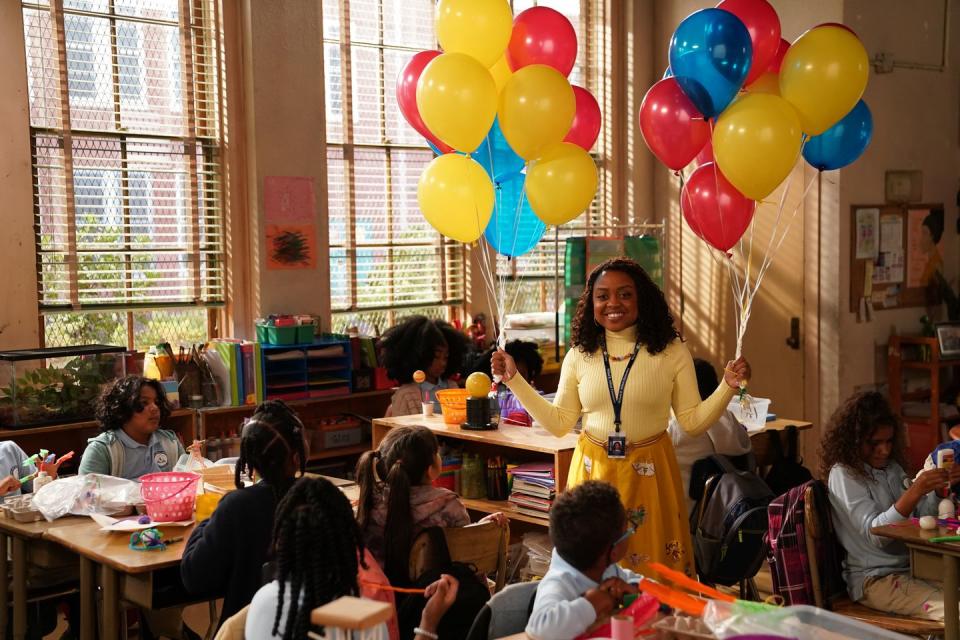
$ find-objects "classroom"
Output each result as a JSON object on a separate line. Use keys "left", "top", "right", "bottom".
{"left": 0, "top": 0, "right": 958, "bottom": 639}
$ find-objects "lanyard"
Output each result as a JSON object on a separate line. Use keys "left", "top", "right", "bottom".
{"left": 602, "top": 337, "right": 642, "bottom": 433}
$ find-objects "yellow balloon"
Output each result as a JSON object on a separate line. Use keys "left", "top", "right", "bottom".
{"left": 489, "top": 55, "right": 512, "bottom": 94}
{"left": 465, "top": 372, "right": 492, "bottom": 398}
{"left": 779, "top": 26, "right": 869, "bottom": 135}
{"left": 713, "top": 93, "right": 803, "bottom": 201}
{"left": 746, "top": 71, "right": 780, "bottom": 96}
{"left": 526, "top": 143, "right": 598, "bottom": 225}
{"left": 417, "top": 155, "right": 494, "bottom": 243}
{"left": 436, "top": 0, "right": 513, "bottom": 68}
{"left": 417, "top": 53, "right": 497, "bottom": 152}
{"left": 498, "top": 65, "right": 576, "bottom": 160}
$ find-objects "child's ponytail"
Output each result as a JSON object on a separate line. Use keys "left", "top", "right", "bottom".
{"left": 355, "top": 449, "right": 382, "bottom": 532}
{"left": 383, "top": 457, "right": 416, "bottom": 584}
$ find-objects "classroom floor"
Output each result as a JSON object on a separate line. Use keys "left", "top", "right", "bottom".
{"left": 44, "top": 601, "right": 218, "bottom": 639}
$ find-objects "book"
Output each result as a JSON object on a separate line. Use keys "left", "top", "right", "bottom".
{"left": 509, "top": 493, "right": 553, "bottom": 510}
{"left": 512, "top": 479, "right": 555, "bottom": 499}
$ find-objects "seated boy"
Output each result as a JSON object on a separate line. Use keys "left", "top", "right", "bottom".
{"left": 0, "top": 441, "right": 63, "bottom": 496}
{"left": 526, "top": 481, "right": 641, "bottom": 640}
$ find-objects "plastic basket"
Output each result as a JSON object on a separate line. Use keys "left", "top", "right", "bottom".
{"left": 436, "top": 389, "right": 470, "bottom": 425}
{"left": 139, "top": 472, "right": 200, "bottom": 522}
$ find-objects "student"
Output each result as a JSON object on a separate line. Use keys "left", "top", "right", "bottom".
{"left": 667, "top": 358, "right": 752, "bottom": 515}
{"left": 527, "top": 481, "right": 641, "bottom": 640}
{"left": 78, "top": 375, "right": 185, "bottom": 479}
{"left": 355, "top": 425, "right": 504, "bottom": 586}
{"left": 820, "top": 391, "right": 960, "bottom": 621}
{"left": 245, "top": 476, "right": 460, "bottom": 640}
{"left": 0, "top": 441, "right": 65, "bottom": 495}
{"left": 181, "top": 400, "right": 307, "bottom": 626}
{"left": 380, "top": 316, "right": 468, "bottom": 417}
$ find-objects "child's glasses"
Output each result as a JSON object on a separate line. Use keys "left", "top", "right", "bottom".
{"left": 612, "top": 522, "right": 637, "bottom": 547}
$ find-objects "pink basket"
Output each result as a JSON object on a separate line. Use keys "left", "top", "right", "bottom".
{"left": 140, "top": 472, "right": 200, "bottom": 522}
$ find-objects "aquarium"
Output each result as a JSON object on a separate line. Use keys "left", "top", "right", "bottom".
{"left": 0, "top": 345, "right": 127, "bottom": 429}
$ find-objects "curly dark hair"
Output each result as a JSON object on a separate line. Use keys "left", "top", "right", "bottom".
{"left": 818, "top": 391, "right": 907, "bottom": 481}
{"left": 271, "top": 477, "right": 366, "bottom": 640}
{"left": 550, "top": 480, "right": 626, "bottom": 571}
{"left": 379, "top": 315, "right": 468, "bottom": 384}
{"left": 466, "top": 340, "right": 544, "bottom": 381}
{"left": 94, "top": 375, "right": 171, "bottom": 433}
{"left": 571, "top": 257, "right": 679, "bottom": 355}
{"left": 235, "top": 400, "right": 307, "bottom": 496}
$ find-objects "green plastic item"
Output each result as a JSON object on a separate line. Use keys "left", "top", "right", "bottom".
{"left": 929, "top": 535, "right": 960, "bottom": 543}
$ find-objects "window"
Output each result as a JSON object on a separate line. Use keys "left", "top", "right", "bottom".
{"left": 22, "top": 0, "right": 225, "bottom": 351}
{"left": 323, "top": 0, "right": 465, "bottom": 335}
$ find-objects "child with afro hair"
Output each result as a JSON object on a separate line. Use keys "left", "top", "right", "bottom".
{"left": 380, "top": 315, "right": 468, "bottom": 417}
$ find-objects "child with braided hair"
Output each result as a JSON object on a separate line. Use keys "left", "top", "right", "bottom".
{"left": 356, "top": 425, "right": 505, "bottom": 587}
{"left": 245, "top": 476, "right": 460, "bottom": 640}
{"left": 181, "top": 400, "right": 307, "bottom": 626}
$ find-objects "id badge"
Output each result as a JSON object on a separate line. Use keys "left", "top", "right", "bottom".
{"left": 607, "top": 434, "right": 627, "bottom": 459}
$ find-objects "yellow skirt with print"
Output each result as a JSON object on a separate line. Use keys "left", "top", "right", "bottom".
{"left": 568, "top": 431, "right": 694, "bottom": 576}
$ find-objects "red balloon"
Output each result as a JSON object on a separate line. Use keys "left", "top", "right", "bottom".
{"left": 695, "top": 140, "right": 714, "bottom": 166}
{"left": 717, "top": 0, "right": 782, "bottom": 86}
{"left": 638, "top": 78, "right": 711, "bottom": 171}
{"left": 507, "top": 7, "right": 578, "bottom": 76}
{"left": 767, "top": 37, "right": 790, "bottom": 73}
{"left": 396, "top": 51, "right": 454, "bottom": 154}
{"left": 681, "top": 162, "right": 756, "bottom": 252}
{"left": 564, "top": 86, "right": 601, "bottom": 150}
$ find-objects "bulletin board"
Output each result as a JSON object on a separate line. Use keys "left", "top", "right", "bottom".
{"left": 848, "top": 203, "right": 944, "bottom": 314}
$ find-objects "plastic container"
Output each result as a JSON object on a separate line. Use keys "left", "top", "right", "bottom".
{"left": 703, "top": 602, "right": 911, "bottom": 640}
{"left": 296, "top": 323, "right": 316, "bottom": 344}
{"left": 256, "top": 323, "right": 298, "bottom": 345}
{"left": 436, "top": 389, "right": 470, "bottom": 425}
{"left": 727, "top": 396, "right": 771, "bottom": 430}
{"left": 654, "top": 616, "right": 716, "bottom": 640}
{"left": 140, "top": 471, "right": 200, "bottom": 522}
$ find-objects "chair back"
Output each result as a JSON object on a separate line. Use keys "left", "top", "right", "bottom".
{"left": 409, "top": 521, "right": 510, "bottom": 591}
{"left": 802, "top": 484, "right": 825, "bottom": 608}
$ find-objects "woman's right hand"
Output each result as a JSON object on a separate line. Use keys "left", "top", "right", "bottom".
{"left": 491, "top": 349, "right": 518, "bottom": 382}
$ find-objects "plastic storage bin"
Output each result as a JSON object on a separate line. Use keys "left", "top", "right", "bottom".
{"left": 703, "top": 602, "right": 912, "bottom": 640}
{"left": 140, "top": 471, "right": 200, "bottom": 522}
{"left": 0, "top": 345, "right": 127, "bottom": 428}
{"left": 436, "top": 389, "right": 470, "bottom": 425}
{"left": 256, "top": 323, "right": 298, "bottom": 345}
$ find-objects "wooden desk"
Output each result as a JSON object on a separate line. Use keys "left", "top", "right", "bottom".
{"left": 873, "top": 523, "right": 960, "bottom": 640}
{"left": 45, "top": 520, "right": 196, "bottom": 640}
{"left": 0, "top": 515, "right": 86, "bottom": 640}
{"left": 373, "top": 415, "right": 578, "bottom": 527}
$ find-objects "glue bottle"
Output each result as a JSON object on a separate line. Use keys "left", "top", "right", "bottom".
{"left": 33, "top": 471, "right": 52, "bottom": 492}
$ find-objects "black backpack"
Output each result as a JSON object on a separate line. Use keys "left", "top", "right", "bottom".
{"left": 396, "top": 527, "right": 491, "bottom": 640}
{"left": 690, "top": 454, "right": 775, "bottom": 585}
{"left": 762, "top": 426, "right": 813, "bottom": 498}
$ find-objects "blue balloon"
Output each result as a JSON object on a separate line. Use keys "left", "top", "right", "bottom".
{"left": 663, "top": 66, "right": 673, "bottom": 79}
{"left": 802, "top": 100, "right": 873, "bottom": 171}
{"left": 668, "top": 8, "right": 752, "bottom": 118}
{"left": 473, "top": 119, "right": 525, "bottom": 181}
{"left": 484, "top": 172, "right": 545, "bottom": 258}
{"left": 426, "top": 140, "right": 444, "bottom": 156}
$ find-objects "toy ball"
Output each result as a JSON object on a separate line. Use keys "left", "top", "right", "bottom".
{"left": 413, "top": 370, "right": 426, "bottom": 384}
{"left": 465, "top": 372, "right": 492, "bottom": 398}
{"left": 919, "top": 515, "right": 938, "bottom": 530}
{"left": 138, "top": 515, "right": 152, "bottom": 525}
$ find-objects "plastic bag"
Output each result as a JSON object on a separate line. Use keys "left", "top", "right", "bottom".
{"left": 32, "top": 474, "right": 142, "bottom": 522}
{"left": 174, "top": 453, "right": 214, "bottom": 472}
{"left": 702, "top": 601, "right": 909, "bottom": 640}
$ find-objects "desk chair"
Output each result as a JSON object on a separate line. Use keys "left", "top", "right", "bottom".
{"left": 803, "top": 485, "right": 945, "bottom": 638}
{"left": 408, "top": 521, "right": 510, "bottom": 592}
{"left": 465, "top": 581, "right": 538, "bottom": 640}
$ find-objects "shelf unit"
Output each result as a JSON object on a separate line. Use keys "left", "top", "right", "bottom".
{"left": 372, "top": 414, "right": 579, "bottom": 529}
{"left": 887, "top": 335, "right": 960, "bottom": 471}
{"left": 261, "top": 339, "right": 353, "bottom": 401}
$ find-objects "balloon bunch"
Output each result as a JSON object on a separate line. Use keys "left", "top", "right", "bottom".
{"left": 397, "top": 0, "right": 601, "bottom": 345}
{"left": 640, "top": 0, "right": 873, "bottom": 355}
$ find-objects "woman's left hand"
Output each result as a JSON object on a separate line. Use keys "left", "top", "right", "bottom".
{"left": 723, "top": 356, "right": 751, "bottom": 389}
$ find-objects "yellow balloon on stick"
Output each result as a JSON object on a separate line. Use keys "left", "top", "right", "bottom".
{"left": 417, "top": 154, "right": 494, "bottom": 243}
{"left": 436, "top": 0, "right": 513, "bottom": 68}
{"left": 498, "top": 64, "right": 575, "bottom": 160}
{"left": 526, "top": 142, "right": 598, "bottom": 225}
{"left": 713, "top": 93, "right": 803, "bottom": 201}
{"left": 417, "top": 53, "right": 497, "bottom": 153}
{"left": 465, "top": 372, "right": 492, "bottom": 398}
{"left": 779, "top": 25, "right": 869, "bottom": 135}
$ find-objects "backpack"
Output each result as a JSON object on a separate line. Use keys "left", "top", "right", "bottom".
{"left": 690, "top": 454, "right": 774, "bottom": 585}
{"left": 396, "top": 527, "right": 491, "bottom": 640}
{"left": 762, "top": 426, "right": 813, "bottom": 497}
{"left": 765, "top": 480, "right": 846, "bottom": 607}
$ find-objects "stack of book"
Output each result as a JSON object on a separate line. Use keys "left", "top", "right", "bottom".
{"left": 508, "top": 462, "right": 555, "bottom": 519}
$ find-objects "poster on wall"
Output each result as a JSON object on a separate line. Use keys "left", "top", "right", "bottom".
{"left": 906, "top": 208, "right": 944, "bottom": 288}
{"left": 854, "top": 208, "right": 879, "bottom": 259}
{"left": 266, "top": 224, "right": 317, "bottom": 270}
{"left": 264, "top": 176, "right": 315, "bottom": 223}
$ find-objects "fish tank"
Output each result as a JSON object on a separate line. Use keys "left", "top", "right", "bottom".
{"left": 0, "top": 345, "right": 127, "bottom": 429}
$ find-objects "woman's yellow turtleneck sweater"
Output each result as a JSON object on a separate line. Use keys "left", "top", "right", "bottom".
{"left": 506, "top": 325, "right": 736, "bottom": 442}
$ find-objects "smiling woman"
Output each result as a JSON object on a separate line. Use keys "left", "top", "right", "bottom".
{"left": 492, "top": 257, "right": 750, "bottom": 576}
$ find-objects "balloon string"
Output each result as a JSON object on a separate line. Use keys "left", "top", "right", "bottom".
{"left": 676, "top": 171, "right": 685, "bottom": 333}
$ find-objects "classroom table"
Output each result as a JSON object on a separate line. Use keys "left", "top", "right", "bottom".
{"left": 747, "top": 418, "right": 813, "bottom": 468}
{"left": 873, "top": 522, "right": 960, "bottom": 640}
{"left": 45, "top": 520, "right": 196, "bottom": 640}
{"left": 0, "top": 514, "right": 86, "bottom": 640}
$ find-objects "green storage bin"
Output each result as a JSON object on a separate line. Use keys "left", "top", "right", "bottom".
{"left": 296, "top": 324, "right": 316, "bottom": 344}
{"left": 255, "top": 324, "right": 268, "bottom": 343}
{"left": 256, "top": 324, "right": 297, "bottom": 345}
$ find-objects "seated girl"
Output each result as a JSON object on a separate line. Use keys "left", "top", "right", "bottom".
{"left": 356, "top": 425, "right": 504, "bottom": 586}
{"left": 380, "top": 316, "right": 468, "bottom": 417}
{"left": 181, "top": 400, "right": 306, "bottom": 627}
{"left": 820, "top": 391, "right": 960, "bottom": 621}
{"left": 245, "top": 476, "right": 460, "bottom": 640}
{"left": 78, "top": 375, "right": 185, "bottom": 479}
